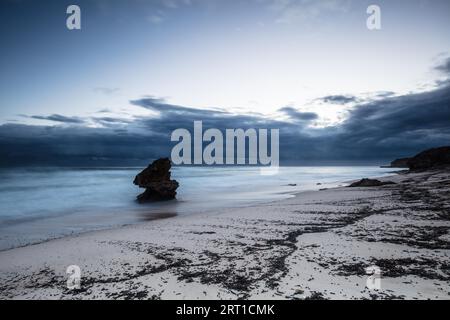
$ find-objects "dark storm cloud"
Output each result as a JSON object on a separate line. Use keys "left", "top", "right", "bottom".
{"left": 318, "top": 95, "right": 358, "bottom": 104}
{"left": 130, "top": 97, "right": 289, "bottom": 134}
{"left": 129, "top": 79, "right": 450, "bottom": 162}
{"left": 323, "top": 84, "right": 450, "bottom": 160}
{"left": 130, "top": 97, "right": 228, "bottom": 117}
{"left": 2, "top": 59, "right": 450, "bottom": 166}
{"left": 28, "top": 114, "right": 85, "bottom": 124}
{"left": 92, "top": 117, "right": 134, "bottom": 127}
{"left": 0, "top": 98, "right": 306, "bottom": 166}
{"left": 0, "top": 122, "right": 170, "bottom": 167}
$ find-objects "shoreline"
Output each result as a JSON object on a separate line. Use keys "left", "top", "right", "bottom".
{"left": 0, "top": 168, "right": 398, "bottom": 252}
{"left": 0, "top": 187, "right": 317, "bottom": 253}
{"left": 0, "top": 181, "right": 373, "bottom": 253}
{"left": 0, "top": 169, "right": 449, "bottom": 299}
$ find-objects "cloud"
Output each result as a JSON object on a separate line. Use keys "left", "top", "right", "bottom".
{"left": 162, "top": 0, "right": 179, "bottom": 9}
{"left": 94, "top": 87, "right": 120, "bottom": 95}
{"left": 434, "top": 56, "right": 450, "bottom": 87}
{"left": 332, "top": 84, "right": 450, "bottom": 159}
{"left": 435, "top": 56, "right": 450, "bottom": 74}
{"left": 147, "top": 14, "right": 164, "bottom": 24}
{"left": 96, "top": 108, "right": 112, "bottom": 113}
{"left": 130, "top": 97, "right": 228, "bottom": 117}
{"left": 279, "top": 106, "right": 318, "bottom": 121}
{"left": 28, "top": 114, "right": 85, "bottom": 124}
{"left": 145, "top": 0, "right": 194, "bottom": 24}
{"left": 130, "top": 97, "right": 287, "bottom": 139}
{"left": 317, "top": 95, "right": 358, "bottom": 104}
{"left": 92, "top": 116, "right": 134, "bottom": 127}
{"left": 0, "top": 122, "right": 169, "bottom": 167}
{"left": 373, "top": 91, "right": 396, "bottom": 98}
{"left": 265, "top": 0, "right": 352, "bottom": 24}
{"left": 2, "top": 73, "right": 450, "bottom": 166}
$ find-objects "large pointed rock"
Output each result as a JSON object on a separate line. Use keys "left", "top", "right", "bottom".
{"left": 133, "top": 158, "right": 179, "bottom": 202}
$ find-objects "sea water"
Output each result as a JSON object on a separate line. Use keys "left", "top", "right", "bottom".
{"left": 0, "top": 166, "right": 395, "bottom": 250}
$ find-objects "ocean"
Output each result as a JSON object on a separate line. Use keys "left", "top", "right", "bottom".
{"left": 0, "top": 166, "right": 396, "bottom": 250}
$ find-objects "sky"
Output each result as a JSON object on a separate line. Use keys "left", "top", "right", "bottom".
{"left": 0, "top": 0, "right": 450, "bottom": 166}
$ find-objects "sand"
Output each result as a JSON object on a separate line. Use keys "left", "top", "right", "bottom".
{"left": 0, "top": 170, "right": 449, "bottom": 300}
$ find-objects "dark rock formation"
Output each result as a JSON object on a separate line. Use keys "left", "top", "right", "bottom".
{"left": 390, "top": 158, "right": 411, "bottom": 168}
{"left": 407, "top": 146, "right": 450, "bottom": 171}
{"left": 349, "top": 178, "right": 396, "bottom": 188}
{"left": 133, "top": 158, "right": 179, "bottom": 202}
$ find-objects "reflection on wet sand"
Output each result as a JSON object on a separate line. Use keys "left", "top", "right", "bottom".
{"left": 138, "top": 212, "right": 178, "bottom": 221}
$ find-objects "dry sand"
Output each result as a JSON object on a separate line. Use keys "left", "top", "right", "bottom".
{"left": 0, "top": 170, "right": 449, "bottom": 300}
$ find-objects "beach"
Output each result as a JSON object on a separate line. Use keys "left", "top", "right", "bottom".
{"left": 0, "top": 166, "right": 392, "bottom": 250}
{"left": 0, "top": 169, "right": 449, "bottom": 300}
